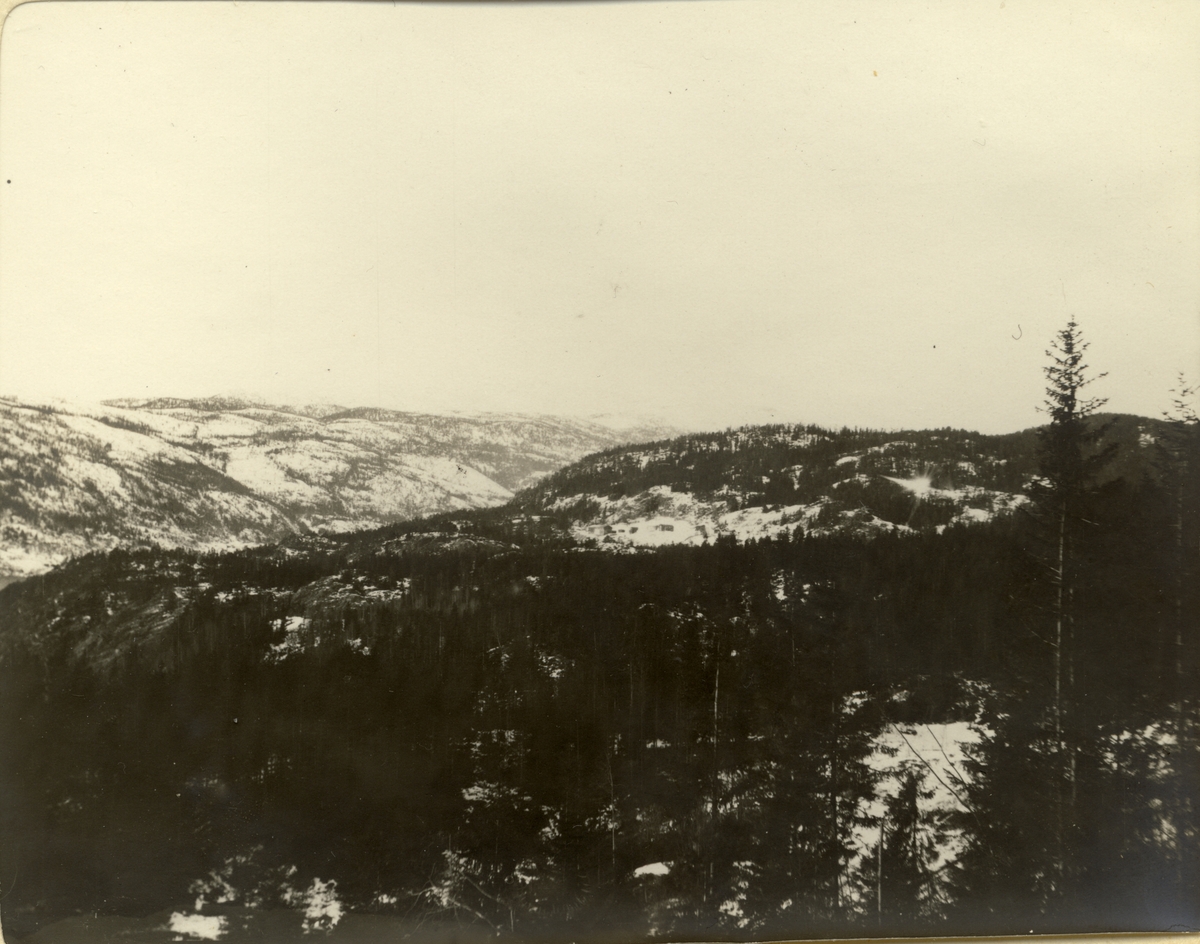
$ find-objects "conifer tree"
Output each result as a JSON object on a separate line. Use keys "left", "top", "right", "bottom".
{"left": 879, "top": 768, "right": 943, "bottom": 925}
{"left": 1030, "top": 318, "right": 1115, "bottom": 885}
{"left": 1156, "top": 374, "right": 1200, "bottom": 888}
{"left": 1159, "top": 375, "right": 1199, "bottom": 704}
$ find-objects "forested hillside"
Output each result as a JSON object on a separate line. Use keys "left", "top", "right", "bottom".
{"left": 1, "top": 392, "right": 1196, "bottom": 940}
{"left": 517, "top": 414, "right": 1165, "bottom": 547}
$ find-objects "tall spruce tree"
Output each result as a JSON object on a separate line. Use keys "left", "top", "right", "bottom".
{"left": 1159, "top": 375, "right": 1199, "bottom": 704}
{"left": 1156, "top": 374, "right": 1200, "bottom": 888}
{"left": 1031, "top": 318, "right": 1116, "bottom": 884}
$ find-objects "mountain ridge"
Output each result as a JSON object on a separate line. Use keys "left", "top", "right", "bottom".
{"left": 0, "top": 396, "right": 681, "bottom": 577}
{"left": 508, "top": 412, "right": 1163, "bottom": 549}
{"left": 0, "top": 398, "right": 1165, "bottom": 579}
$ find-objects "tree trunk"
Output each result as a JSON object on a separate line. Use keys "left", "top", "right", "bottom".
{"left": 1053, "top": 500, "right": 1066, "bottom": 879}
{"left": 876, "top": 817, "right": 885, "bottom": 924}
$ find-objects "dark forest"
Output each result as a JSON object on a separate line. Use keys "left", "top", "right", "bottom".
{"left": 1, "top": 326, "right": 1197, "bottom": 942}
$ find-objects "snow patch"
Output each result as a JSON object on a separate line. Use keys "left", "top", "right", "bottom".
{"left": 566, "top": 487, "right": 818, "bottom": 549}
{"left": 856, "top": 721, "right": 987, "bottom": 874}
{"left": 884, "top": 475, "right": 934, "bottom": 497}
{"left": 267, "top": 616, "right": 312, "bottom": 663}
{"left": 167, "top": 913, "right": 227, "bottom": 941}
{"left": 957, "top": 506, "right": 992, "bottom": 523}
{"left": 283, "top": 877, "right": 343, "bottom": 934}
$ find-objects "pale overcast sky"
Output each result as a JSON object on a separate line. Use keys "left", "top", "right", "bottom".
{"left": 0, "top": 0, "right": 1196, "bottom": 433}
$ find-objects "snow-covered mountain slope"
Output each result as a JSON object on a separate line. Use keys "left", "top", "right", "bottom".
{"left": 518, "top": 417, "right": 1161, "bottom": 549}
{"left": 0, "top": 396, "right": 679, "bottom": 576}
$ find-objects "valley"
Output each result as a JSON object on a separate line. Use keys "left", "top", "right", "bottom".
{"left": 0, "top": 396, "right": 677, "bottom": 579}
{"left": 1, "top": 407, "right": 1195, "bottom": 941}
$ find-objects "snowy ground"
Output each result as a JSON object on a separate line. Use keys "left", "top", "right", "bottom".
{"left": 563, "top": 486, "right": 828, "bottom": 548}
{"left": 856, "top": 721, "right": 986, "bottom": 873}
{"left": 562, "top": 480, "right": 1026, "bottom": 552}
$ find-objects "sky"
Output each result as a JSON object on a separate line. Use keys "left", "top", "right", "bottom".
{"left": 0, "top": 0, "right": 1196, "bottom": 434}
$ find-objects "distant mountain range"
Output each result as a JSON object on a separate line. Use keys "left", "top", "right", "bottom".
{"left": 0, "top": 396, "right": 680, "bottom": 577}
{"left": 0, "top": 395, "right": 1169, "bottom": 580}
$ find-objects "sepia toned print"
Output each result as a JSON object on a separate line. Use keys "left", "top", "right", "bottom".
{"left": 0, "top": 2, "right": 1196, "bottom": 941}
